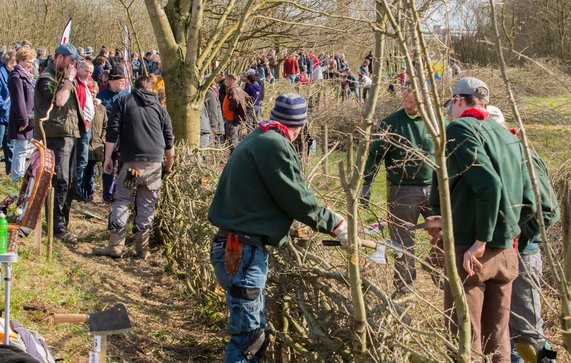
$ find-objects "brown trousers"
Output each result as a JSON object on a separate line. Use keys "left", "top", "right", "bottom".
{"left": 444, "top": 245, "right": 518, "bottom": 363}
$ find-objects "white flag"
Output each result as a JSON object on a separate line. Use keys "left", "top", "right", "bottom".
{"left": 60, "top": 19, "right": 72, "bottom": 45}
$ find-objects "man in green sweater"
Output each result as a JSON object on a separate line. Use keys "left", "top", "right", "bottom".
{"left": 428, "top": 78, "right": 536, "bottom": 362}
{"left": 208, "top": 93, "right": 347, "bottom": 362}
{"left": 362, "top": 88, "right": 435, "bottom": 293}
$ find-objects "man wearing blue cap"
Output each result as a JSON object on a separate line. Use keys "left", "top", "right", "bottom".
{"left": 34, "top": 42, "right": 85, "bottom": 244}
{"left": 208, "top": 93, "right": 348, "bottom": 362}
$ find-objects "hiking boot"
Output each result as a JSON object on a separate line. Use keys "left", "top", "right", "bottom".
{"left": 135, "top": 230, "right": 150, "bottom": 260}
{"left": 55, "top": 231, "right": 78, "bottom": 244}
{"left": 92, "top": 246, "right": 124, "bottom": 258}
{"left": 92, "top": 231, "right": 124, "bottom": 258}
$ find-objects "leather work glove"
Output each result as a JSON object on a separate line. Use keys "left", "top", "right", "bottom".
{"left": 360, "top": 183, "right": 371, "bottom": 208}
{"left": 332, "top": 214, "right": 349, "bottom": 249}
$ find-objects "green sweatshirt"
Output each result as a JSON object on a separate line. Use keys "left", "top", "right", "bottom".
{"left": 430, "top": 117, "right": 536, "bottom": 249}
{"left": 518, "top": 150, "right": 560, "bottom": 254}
{"left": 363, "top": 108, "right": 434, "bottom": 186}
{"left": 208, "top": 127, "right": 341, "bottom": 247}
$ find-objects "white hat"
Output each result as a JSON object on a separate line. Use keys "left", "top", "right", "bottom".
{"left": 487, "top": 105, "right": 505, "bottom": 126}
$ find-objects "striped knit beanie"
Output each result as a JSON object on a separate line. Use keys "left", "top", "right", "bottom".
{"left": 270, "top": 93, "right": 308, "bottom": 127}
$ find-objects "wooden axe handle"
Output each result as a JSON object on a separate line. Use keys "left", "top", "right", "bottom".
{"left": 359, "top": 239, "right": 378, "bottom": 249}
{"left": 52, "top": 314, "right": 89, "bottom": 324}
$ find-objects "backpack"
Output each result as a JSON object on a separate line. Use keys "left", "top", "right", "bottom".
{"left": 10, "top": 321, "right": 56, "bottom": 363}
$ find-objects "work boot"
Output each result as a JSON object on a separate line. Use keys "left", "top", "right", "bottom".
{"left": 135, "top": 230, "right": 150, "bottom": 260}
{"left": 93, "top": 231, "right": 124, "bottom": 258}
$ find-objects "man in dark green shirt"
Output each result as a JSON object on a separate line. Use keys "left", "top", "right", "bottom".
{"left": 428, "top": 78, "right": 536, "bottom": 362}
{"left": 208, "top": 93, "right": 347, "bottom": 362}
{"left": 362, "top": 88, "right": 435, "bottom": 293}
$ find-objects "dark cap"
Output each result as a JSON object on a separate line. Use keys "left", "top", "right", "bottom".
{"left": 108, "top": 65, "right": 125, "bottom": 80}
{"left": 55, "top": 43, "right": 83, "bottom": 61}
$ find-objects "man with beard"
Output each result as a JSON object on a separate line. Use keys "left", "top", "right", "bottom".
{"left": 34, "top": 43, "right": 85, "bottom": 244}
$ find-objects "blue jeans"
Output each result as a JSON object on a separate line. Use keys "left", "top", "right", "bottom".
{"left": 11, "top": 139, "right": 34, "bottom": 181}
{"left": 76, "top": 128, "right": 91, "bottom": 199}
{"left": 102, "top": 151, "right": 118, "bottom": 202}
{"left": 0, "top": 123, "right": 12, "bottom": 175}
{"left": 210, "top": 236, "right": 268, "bottom": 363}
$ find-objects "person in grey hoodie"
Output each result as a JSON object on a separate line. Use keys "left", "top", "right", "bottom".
{"left": 93, "top": 75, "right": 174, "bottom": 259}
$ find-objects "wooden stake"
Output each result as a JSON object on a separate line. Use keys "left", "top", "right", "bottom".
{"left": 34, "top": 219, "right": 41, "bottom": 257}
{"left": 47, "top": 187, "right": 54, "bottom": 262}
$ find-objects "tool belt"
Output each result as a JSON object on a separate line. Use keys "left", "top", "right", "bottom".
{"left": 216, "top": 229, "right": 264, "bottom": 276}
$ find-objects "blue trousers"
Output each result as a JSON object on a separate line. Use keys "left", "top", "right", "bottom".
{"left": 102, "top": 151, "right": 118, "bottom": 202}
{"left": 76, "top": 128, "right": 91, "bottom": 199}
{"left": 0, "top": 123, "right": 12, "bottom": 175}
{"left": 210, "top": 236, "right": 268, "bottom": 363}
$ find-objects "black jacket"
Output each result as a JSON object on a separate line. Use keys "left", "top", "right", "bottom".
{"left": 106, "top": 89, "right": 174, "bottom": 163}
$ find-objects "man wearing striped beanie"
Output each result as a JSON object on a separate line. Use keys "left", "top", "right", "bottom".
{"left": 208, "top": 93, "right": 348, "bottom": 362}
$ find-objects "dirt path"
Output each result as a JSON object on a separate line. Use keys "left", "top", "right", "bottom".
{"left": 42, "top": 200, "right": 226, "bottom": 362}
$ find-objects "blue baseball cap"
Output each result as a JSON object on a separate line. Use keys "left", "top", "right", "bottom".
{"left": 55, "top": 43, "right": 83, "bottom": 61}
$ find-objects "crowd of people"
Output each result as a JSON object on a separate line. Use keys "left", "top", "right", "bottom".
{"left": 0, "top": 38, "right": 559, "bottom": 363}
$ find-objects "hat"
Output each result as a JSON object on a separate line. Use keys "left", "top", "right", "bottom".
{"left": 270, "top": 93, "right": 308, "bottom": 127}
{"left": 452, "top": 77, "right": 489, "bottom": 102}
{"left": 85, "top": 46, "right": 94, "bottom": 55}
{"left": 108, "top": 65, "right": 125, "bottom": 80}
{"left": 245, "top": 69, "right": 256, "bottom": 76}
{"left": 55, "top": 43, "right": 83, "bottom": 61}
{"left": 487, "top": 105, "right": 505, "bottom": 126}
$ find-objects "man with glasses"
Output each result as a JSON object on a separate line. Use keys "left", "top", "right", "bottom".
{"left": 428, "top": 77, "right": 536, "bottom": 362}
{"left": 361, "top": 87, "right": 435, "bottom": 295}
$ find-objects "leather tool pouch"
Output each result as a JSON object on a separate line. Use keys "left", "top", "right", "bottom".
{"left": 224, "top": 233, "right": 243, "bottom": 276}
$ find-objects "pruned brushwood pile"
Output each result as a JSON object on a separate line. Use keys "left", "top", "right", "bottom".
{"left": 156, "top": 145, "right": 229, "bottom": 297}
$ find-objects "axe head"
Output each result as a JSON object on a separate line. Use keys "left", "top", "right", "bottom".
{"left": 88, "top": 303, "right": 132, "bottom": 335}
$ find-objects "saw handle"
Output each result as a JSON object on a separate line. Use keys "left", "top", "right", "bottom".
{"left": 322, "top": 239, "right": 378, "bottom": 249}
{"left": 52, "top": 314, "right": 89, "bottom": 324}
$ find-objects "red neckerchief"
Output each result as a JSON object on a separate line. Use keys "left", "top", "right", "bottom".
{"left": 258, "top": 121, "right": 292, "bottom": 142}
{"left": 460, "top": 108, "right": 489, "bottom": 120}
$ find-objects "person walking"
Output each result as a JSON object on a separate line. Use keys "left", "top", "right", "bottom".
{"left": 428, "top": 77, "right": 536, "bottom": 362}
{"left": 361, "top": 88, "right": 435, "bottom": 294}
{"left": 8, "top": 47, "right": 36, "bottom": 182}
{"left": 93, "top": 75, "right": 174, "bottom": 259}
{"left": 34, "top": 43, "right": 85, "bottom": 244}
{"left": 209, "top": 93, "right": 348, "bottom": 362}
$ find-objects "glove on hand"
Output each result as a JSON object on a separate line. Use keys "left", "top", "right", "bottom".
{"left": 332, "top": 214, "right": 349, "bottom": 249}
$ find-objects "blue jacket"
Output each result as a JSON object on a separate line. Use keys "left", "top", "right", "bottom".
{"left": 0, "top": 64, "right": 11, "bottom": 124}
{"left": 97, "top": 88, "right": 129, "bottom": 116}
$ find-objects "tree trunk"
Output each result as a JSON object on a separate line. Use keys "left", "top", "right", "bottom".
{"left": 162, "top": 69, "right": 203, "bottom": 147}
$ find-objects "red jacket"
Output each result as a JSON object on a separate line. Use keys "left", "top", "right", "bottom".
{"left": 283, "top": 56, "right": 299, "bottom": 76}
